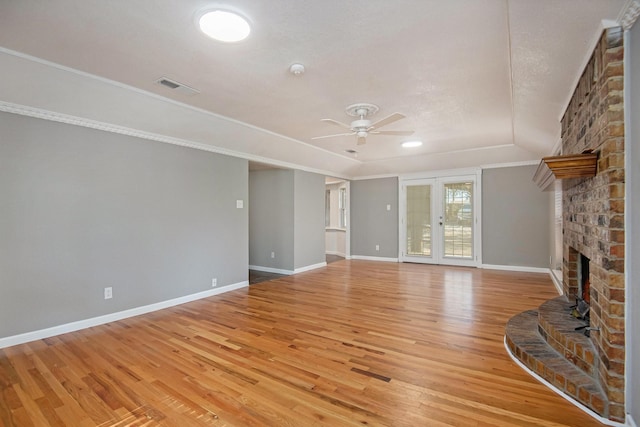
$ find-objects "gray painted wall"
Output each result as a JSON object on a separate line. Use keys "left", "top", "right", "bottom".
{"left": 351, "top": 177, "right": 399, "bottom": 258}
{"left": 627, "top": 21, "right": 639, "bottom": 425}
{"left": 0, "top": 112, "right": 248, "bottom": 338}
{"left": 482, "top": 165, "right": 550, "bottom": 268}
{"left": 293, "top": 170, "right": 326, "bottom": 269}
{"left": 248, "top": 169, "right": 325, "bottom": 271}
{"left": 248, "top": 169, "right": 295, "bottom": 271}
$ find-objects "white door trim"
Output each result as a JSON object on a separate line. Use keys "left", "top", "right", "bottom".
{"left": 399, "top": 169, "right": 482, "bottom": 267}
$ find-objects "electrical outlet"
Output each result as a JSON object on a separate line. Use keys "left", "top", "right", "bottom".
{"left": 375, "top": 244, "right": 380, "bottom": 251}
{"left": 212, "top": 278, "right": 217, "bottom": 287}
{"left": 271, "top": 251, "right": 275, "bottom": 258}
{"left": 104, "top": 287, "right": 113, "bottom": 300}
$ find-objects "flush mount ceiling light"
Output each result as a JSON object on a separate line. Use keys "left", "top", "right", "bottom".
{"left": 402, "top": 140, "right": 423, "bottom": 148}
{"left": 199, "top": 10, "right": 251, "bottom": 42}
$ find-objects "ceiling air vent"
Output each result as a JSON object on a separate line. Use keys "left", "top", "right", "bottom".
{"left": 155, "top": 77, "right": 200, "bottom": 96}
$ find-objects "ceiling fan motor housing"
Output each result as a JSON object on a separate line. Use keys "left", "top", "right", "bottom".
{"left": 345, "top": 103, "right": 379, "bottom": 118}
{"left": 351, "top": 119, "right": 371, "bottom": 130}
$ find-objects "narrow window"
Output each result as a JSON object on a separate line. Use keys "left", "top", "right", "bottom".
{"left": 339, "top": 187, "right": 347, "bottom": 228}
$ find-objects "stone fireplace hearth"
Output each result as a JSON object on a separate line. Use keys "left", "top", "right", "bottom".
{"left": 506, "top": 27, "right": 626, "bottom": 423}
{"left": 506, "top": 298, "right": 605, "bottom": 413}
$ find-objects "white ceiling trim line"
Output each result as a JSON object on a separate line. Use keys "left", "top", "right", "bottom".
{"left": 350, "top": 173, "right": 400, "bottom": 181}
{"left": 353, "top": 163, "right": 506, "bottom": 182}
{"left": 0, "top": 46, "right": 360, "bottom": 166}
{"left": 399, "top": 166, "right": 482, "bottom": 181}
{"left": 481, "top": 159, "right": 539, "bottom": 169}
{"left": 558, "top": 19, "right": 622, "bottom": 121}
{"left": 361, "top": 143, "right": 516, "bottom": 165}
{"left": 505, "top": 0, "right": 517, "bottom": 148}
{"left": 0, "top": 101, "right": 352, "bottom": 180}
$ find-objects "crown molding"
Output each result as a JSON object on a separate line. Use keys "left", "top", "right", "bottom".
{"left": 0, "top": 100, "right": 252, "bottom": 159}
{"left": 0, "top": 46, "right": 360, "bottom": 168}
{"left": 619, "top": 0, "right": 640, "bottom": 30}
{"left": 481, "top": 159, "right": 539, "bottom": 169}
{"left": 0, "top": 101, "right": 352, "bottom": 180}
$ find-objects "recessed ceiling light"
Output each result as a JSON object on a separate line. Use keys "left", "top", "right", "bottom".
{"left": 199, "top": 10, "right": 251, "bottom": 42}
{"left": 402, "top": 140, "right": 423, "bottom": 148}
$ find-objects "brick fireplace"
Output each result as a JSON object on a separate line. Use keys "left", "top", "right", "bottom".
{"left": 561, "top": 26, "right": 625, "bottom": 421}
{"left": 506, "top": 26, "right": 626, "bottom": 422}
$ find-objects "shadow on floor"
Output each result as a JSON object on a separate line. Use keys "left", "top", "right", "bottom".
{"left": 326, "top": 254, "right": 345, "bottom": 264}
{"left": 249, "top": 269, "right": 286, "bottom": 285}
{"left": 249, "top": 254, "right": 345, "bottom": 285}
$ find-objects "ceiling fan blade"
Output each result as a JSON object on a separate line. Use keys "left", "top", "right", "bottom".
{"left": 357, "top": 136, "right": 367, "bottom": 145}
{"left": 321, "top": 118, "right": 352, "bottom": 130}
{"left": 369, "top": 112, "right": 405, "bottom": 130}
{"left": 370, "top": 130, "right": 415, "bottom": 136}
{"left": 311, "top": 132, "right": 356, "bottom": 140}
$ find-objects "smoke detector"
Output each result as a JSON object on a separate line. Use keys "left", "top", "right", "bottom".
{"left": 289, "top": 63, "right": 305, "bottom": 76}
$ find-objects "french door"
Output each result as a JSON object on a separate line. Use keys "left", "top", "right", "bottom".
{"left": 400, "top": 174, "right": 480, "bottom": 267}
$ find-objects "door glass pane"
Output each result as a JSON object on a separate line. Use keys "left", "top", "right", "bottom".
{"left": 406, "top": 185, "right": 431, "bottom": 256}
{"left": 443, "top": 182, "right": 473, "bottom": 258}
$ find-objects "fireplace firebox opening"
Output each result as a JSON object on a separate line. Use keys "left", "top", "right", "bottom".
{"left": 578, "top": 253, "right": 590, "bottom": 304}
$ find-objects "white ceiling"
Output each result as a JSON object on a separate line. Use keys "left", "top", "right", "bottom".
{"left": 0, "top": 0, "right": 627, "bottom": 178}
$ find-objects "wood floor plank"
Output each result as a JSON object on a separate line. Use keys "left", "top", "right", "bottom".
{"left": 0, "top": 261, "right": 606, "bottom": 426}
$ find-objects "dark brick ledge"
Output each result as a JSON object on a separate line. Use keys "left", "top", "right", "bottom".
{"left": 505, "top": 310, "right": 608, "bottom": 418}
{"left": 538, "top": 296, "right": 596, "bottom": 376}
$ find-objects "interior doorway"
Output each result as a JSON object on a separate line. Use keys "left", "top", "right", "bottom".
{"left": 325, "top": 177, "right": 350, "bottom": 261}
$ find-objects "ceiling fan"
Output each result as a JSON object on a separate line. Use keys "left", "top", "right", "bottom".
{"left": 312, "top": 103, "right": 414, "bottom": 145}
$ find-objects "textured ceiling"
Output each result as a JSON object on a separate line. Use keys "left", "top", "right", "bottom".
{"left": 0, "top": 0, "right": 627, "bottom": 177}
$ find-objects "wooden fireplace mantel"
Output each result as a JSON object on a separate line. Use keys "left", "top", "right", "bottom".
{"left": 533, "top": 152, "right": 598, "bottom": 190}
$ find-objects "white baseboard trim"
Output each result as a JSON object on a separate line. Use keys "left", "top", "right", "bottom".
{"left": 481, "top": 264, "right": 549, "bottom": 274}
{"left": 549, "top": 269, "right": 564, "bottom": 295}
{"left": 294, "top": 262, "right": 327, "bottom": 273}
{"left": 0, "top": 281, "right": 248, "bottom": 349}
{"left": 504, "top": 337, "right": 626, "bottom": 427}
{"left": 248, "top": 265, "right": 294, "bottom": 275}
{"left": 483, "top": 265, "right": 564, "bottom": 294}
{"left": 249, "top": 262, "right": 327, "bottom": 275}
{"left": 350, "top": 255, "right": 399, "bottom": 262}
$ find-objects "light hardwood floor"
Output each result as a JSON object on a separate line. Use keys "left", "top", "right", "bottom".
{"left": 0, "top": 260, "right": 604, "bottom": 426}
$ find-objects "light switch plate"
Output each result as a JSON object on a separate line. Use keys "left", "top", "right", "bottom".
{"left": 236, "top": 200, "right": 243, "bottom": 209}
